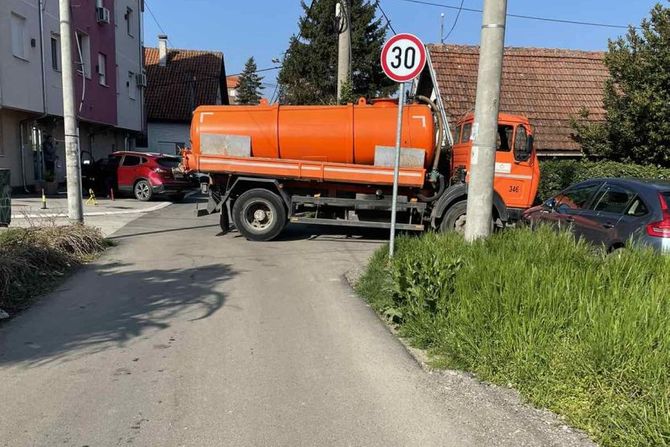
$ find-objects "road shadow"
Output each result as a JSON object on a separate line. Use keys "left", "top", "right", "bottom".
{"left": 0, "top": 261, "right": 235, "bottom": 367}
{"left": 275, "top": 224, "right": 391, "bottom": 243}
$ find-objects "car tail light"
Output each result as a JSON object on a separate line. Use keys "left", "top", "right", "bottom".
{"left": 154, "top": 167, "right": 172, "bottom": 176}
{"left": 646, "top": 193, "right": 670, "bottom": 238}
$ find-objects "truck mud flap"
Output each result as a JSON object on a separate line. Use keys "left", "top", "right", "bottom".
{"left": 196, "top": 192, "right": 223, "bottom": 217}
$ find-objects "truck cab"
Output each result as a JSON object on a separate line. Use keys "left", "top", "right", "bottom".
{"left": 451, "top": 113, "right": 540, "bottom": 214}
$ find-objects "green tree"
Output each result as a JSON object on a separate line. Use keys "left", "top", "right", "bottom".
{"left": 278, "top": 0, "right": 395, "bottom": 105}
{"left": 237, "top": 57, "right": 264, "bottom": 105}
{"left": 573, "top": 4, "right": 670, "bottom": 165}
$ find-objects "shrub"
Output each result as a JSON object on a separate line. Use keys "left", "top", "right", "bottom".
{"left": 0, "top": 225, "right": 107, "bottom": 313}
{"left": 539, "top": 159, "right": 670, "bottom": 199}
{"left": 357, "top": 228, "right": 670, "bottom": 447}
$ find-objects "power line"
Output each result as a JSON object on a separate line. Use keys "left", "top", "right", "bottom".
{"left": 147, "top": 66, "right": 283, "bottom": 89}
{"left": 397, "top": 0, "right": 630, "bottom": 30}
{"left": 376, "top": 1, "right": 397, "bottom": 35}
{"left": 441, "top": 0, "right": 464, "bottom": 42}
{"left": 144, "top": 0, "right": 175, "bottom": 46}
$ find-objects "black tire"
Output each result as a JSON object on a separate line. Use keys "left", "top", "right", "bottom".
{"left": 440, "top": 200, "right": 468, "bottom": 233}
{"left": 134, "top": 179, "right": 153, "bottom": 201}
{"left": 231, "top": 188, "right": 287, "bottom": 241}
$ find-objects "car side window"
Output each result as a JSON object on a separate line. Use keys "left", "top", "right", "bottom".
{"left": 122, "top": 155, "right": 141, "bottom": 166}
{"left": 626, "top": 197, "right": 649, "bottom": 217}
{"left": 555, "top": 183, "right": 601, "bottom": 212}
{"left": 592, "top": 185, "right": 636, "bottom": 214}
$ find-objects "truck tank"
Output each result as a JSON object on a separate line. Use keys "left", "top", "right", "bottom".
{"left": 190, "top": 98, "right": 436, "bottom": 168}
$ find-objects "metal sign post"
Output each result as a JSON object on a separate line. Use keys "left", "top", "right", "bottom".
{"left": 388, "top": 82, "right": 405, "bottom": 258}
{"left": 380, "top": 33, "right": 427, "bottom": 258}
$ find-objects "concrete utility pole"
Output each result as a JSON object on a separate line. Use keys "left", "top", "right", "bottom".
{"left": 464, "top": 0, "right": 507, "bottom": 241}
{"left": 336, "top": 0, "right": 351, "bottom": 102}
{"left": 58, "top": 0, "right": 84, "bottom": 223}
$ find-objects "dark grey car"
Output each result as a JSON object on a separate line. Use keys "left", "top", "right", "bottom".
{"left": 523, "top": 178, "right": 670, "bottom": 253}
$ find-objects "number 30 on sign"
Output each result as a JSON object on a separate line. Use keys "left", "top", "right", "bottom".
{"left": 380, "top": 33, "right": 427, "bottom": 83}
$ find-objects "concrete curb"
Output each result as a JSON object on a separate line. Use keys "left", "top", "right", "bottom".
{"left": 11, "top": 201, "right": 172, "bottom": 219}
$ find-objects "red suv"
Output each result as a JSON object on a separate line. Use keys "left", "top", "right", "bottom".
{"left": 94, "top": 151, "right": 193, "bottom": 201}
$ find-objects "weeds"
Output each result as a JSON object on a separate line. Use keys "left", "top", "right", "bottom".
{"left": 0, "top": 225, "right": 107, "bottom": 314}
{"left": 356, "top": 227, "right": 670, "bottom": 447}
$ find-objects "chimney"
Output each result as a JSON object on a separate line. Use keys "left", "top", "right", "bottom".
{"left": 158, "top": 35, "right": 168, "bottom": 67}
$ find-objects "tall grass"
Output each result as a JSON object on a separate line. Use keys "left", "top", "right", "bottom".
{"left": 0, "top": 225, "right": 107, "bottom": 314}
{"left": 357, "top": 227, "right": 670, "bottom": 447}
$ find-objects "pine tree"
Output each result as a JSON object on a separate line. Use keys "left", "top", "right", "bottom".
{"left": 278, "top": 0, "right": 395, "bottom": 105}
{"left": 573, "top": 4, "right": 670, "bottom": 166}
{"left": 237, "top": 57, "right": 264, "bottom": 105}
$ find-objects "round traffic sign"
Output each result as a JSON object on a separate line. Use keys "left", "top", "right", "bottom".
{"left": 380, "top": 33, "right": 427, "bottom": 83}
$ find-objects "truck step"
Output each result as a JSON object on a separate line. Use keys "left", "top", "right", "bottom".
{"left": 289, "top": 216, "right": 425, "bottom": 231}
{"left": 291, "top": 195, "right": 427, "bottom": 212}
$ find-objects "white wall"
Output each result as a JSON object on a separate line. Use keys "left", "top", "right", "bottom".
{"left": 0, "top": 0, "right": 45, "bottom": 113}
{"left": 114, "top": 0, "right": 143, "bottom": 132}
{"left": 140, "top": 121, "right": 190, "bottom": 155}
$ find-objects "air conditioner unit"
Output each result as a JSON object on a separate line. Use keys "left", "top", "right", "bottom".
{"left": 136, "top": 72, "right": 147, "bottom": 87}
{"left": 96, "top": 7, "right": 110, "bottom": 24}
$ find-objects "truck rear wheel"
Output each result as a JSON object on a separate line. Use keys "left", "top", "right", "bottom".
{"left": 440, "top": 200, "right": 468, "bottom": 234}
{"left": 232, "top": 188, "right": 287, "bottom": 241}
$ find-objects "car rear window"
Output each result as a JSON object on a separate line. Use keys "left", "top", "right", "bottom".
{"left": 156, "top": 157, "right": 180, "bottom": 169}
{"left": 663, "top": 192, "right": 670, "bottom": 205}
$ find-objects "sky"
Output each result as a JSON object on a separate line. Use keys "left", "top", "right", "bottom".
{"left": 143, "top": 0, "right": 658, "bottom": 89}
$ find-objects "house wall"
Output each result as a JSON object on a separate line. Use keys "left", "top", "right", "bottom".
{"left": 0, "top": 0, "right": 44, "bottom": 113}
{"left": 139, "top": 121, "right": 190, "bottom": 155}
{"left": 114, "top": 0, "right": 143, "bottom": 132}
{"left": 0, "top": 109, "right": 37, "bottom": 188}
{"left": 71, "top": 0, "right": 118, "bottom": 126}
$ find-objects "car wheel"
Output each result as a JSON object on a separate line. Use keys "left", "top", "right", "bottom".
{"left": 134, "top": 179, "right": 153, "bottom": 201}
{"left": 231, "top": 188, "right": 287, "bottom": 241}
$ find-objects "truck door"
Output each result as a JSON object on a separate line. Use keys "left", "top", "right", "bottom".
{"left": 493, "top": 124, "right": 534, "bottom": 209}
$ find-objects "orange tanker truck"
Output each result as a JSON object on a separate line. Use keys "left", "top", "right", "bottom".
{"left": 182, "top": 69, "right": 540, "bottom": 241}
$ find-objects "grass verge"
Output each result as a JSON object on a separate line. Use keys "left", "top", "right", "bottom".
{"left": 356, "top": 227, "right": 669, "bottom": 447}
{"left": 0, "top": 225, "right": 108, "bottom": 315}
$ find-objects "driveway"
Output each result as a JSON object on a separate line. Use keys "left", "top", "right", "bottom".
{"left": 0, "top": 198, "right": 593, "bottom": 446}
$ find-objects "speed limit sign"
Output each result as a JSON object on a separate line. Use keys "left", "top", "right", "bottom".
{"left": 381, "top": 33, "right": 427, "bottom": 82}
{"left": 381, "top": 33, "right": 427, "bottom": 258}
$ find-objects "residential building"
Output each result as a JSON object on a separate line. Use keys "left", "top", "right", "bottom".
{"left": 140, "top": 36, "right": 228, "bottom": 154}
{"left": 424, "top": 44, "right": 608, "bottom": 157}
{"left": 227, "top": 75, "right": 239, "bottom": 104}
{"left": 0, "top": 0, "right": 144, "bottom": 189}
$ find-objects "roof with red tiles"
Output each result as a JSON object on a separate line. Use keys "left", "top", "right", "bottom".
{"left": 428, "top": 44, "right": 608, "bottom": 155}
{"left": 226, "top": 75, "right": 239, "bottom": 89}
{"left": 145, "top": 47, "right": 228, "bottom": 122}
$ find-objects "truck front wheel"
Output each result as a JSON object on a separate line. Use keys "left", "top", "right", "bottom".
{"left": 440, "top": 200, "right": 468, "bottom": 233}
{"left": 231, "top": 188, "right": 287, "bottom": 241}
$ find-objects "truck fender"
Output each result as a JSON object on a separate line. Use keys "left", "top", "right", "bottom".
{"left": 223, "top": 177, "right": 291, "bottom": 209}
{"left": 430, "top": 183, "right": 509, "bottom": 228}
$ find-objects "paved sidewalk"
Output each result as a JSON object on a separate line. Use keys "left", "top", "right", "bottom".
{"left": 8, "top": 195, "right": 174, "bottom": 236}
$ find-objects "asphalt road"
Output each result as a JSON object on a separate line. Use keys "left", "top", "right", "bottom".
{"left": 0, "top": 199, "right": 594, "bottom": 446}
